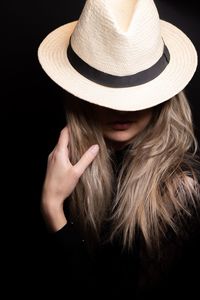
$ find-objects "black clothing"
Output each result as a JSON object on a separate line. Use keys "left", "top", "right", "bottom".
{"left": 41, "top": 148, "right": 200, "bottom": 299}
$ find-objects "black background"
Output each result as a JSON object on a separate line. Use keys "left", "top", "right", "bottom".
{"left": 2, "top": 0, "right": 200, "bottom": 284}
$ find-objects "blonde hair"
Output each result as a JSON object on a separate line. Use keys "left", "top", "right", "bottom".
{"left": 64, "top": 91, "right": 200, "bottom": 250}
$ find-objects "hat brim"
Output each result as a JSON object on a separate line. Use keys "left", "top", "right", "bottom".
{"left": 38, "top": 20, "right": 197, "bottom": 111}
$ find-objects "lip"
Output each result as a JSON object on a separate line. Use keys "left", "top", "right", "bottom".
{"left": 110, "top": 121, "right": 133, "bottom": 130}
{"left": 109, "top": 120, "right": 132, "bottom": 124}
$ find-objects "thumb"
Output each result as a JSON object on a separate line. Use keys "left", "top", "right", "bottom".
{"left": 73, "top": 145, "right": 99, "bottom": 176}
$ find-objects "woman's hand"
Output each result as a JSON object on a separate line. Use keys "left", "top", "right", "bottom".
{"left": 41, "top": 126, "right": 99, "bottom": 231}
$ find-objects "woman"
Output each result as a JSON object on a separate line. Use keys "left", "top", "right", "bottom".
{"left": 41, "top": 92, "right": 200, "bottom": 297}
{"left": 38, "top": 0, "right": 200, "bottom": 298}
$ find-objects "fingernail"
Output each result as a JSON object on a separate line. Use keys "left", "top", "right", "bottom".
{"left": 90, "top": 144, "right": 99, "bottom": 154}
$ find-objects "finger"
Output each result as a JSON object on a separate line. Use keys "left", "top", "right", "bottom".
{"left": 57, "top": 126, "right": 69, "bottom": 151}
{"left": 73, "top": 145, "right": 99, "bottom": 176}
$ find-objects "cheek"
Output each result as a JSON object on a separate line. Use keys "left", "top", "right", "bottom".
{"left": 98, "top": 114, "right": 114, "bottom": 129}
{"left": 139, "top": 115, "right": 152, "bottom": 129}
{"left": 95, "top": 110, "right": 108, "bottom": 124}
{"left": 137, "top": 111, "right": 153, "bottom": 129}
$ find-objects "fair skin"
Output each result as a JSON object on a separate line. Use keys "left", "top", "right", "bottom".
{"left": 93, "top": 105, "right": 153, "bottom": 150}
{"left": 41, "top": 105, "right": 152, "bottom": 231}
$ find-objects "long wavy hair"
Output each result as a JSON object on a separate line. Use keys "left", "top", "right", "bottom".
{"left": 64, "top": 91, "right": 200, "bottom": 250}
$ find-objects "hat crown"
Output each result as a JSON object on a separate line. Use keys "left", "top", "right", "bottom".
{"left": 71, "top": 0, "right": 164, "bottom": 76}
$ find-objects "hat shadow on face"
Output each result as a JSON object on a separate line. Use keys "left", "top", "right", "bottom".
{"left": 63, "top": 91, "right": 163, "bottom": 131}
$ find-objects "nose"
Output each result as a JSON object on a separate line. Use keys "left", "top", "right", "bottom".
{"left": 112, "top": 109, "right": 131, "bottom": 115}
{"left": 117, "top": 111, "right": 129, "bottom": 115}
{"left": 114, "top": 110, "right": 135, "bottom": 119}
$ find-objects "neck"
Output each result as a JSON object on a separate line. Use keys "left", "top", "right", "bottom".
{"left": 106, "top": 139, "right": 131, "bottom": 151}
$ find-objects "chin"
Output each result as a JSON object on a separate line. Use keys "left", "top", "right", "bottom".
{"left": 106, "top": 136, "right": 134, "bottom": 144}
{"left": 106, "top": 132, "right": 136, "bottom": 143}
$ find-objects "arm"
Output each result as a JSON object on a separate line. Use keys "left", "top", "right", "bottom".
{"left": 40, "top": 126, "right": 99, "bottom": 294}
{"left": 41, "top": 126, "right": 99, "bottom": 232}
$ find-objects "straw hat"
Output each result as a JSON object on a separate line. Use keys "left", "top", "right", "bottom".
{"left": 38, "top": 0, "right": 197, "bottom": 111}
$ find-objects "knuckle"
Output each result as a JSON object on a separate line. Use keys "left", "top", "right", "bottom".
{"left": 60, "top": 128, "right": 65, "bottom": 135}
{"left": 72, "top": 167, "right": 81, "bottom": 179}
{"left": 49, "top": 148, "right": 61, "bottom": 160}
{"left": 48, "top": 151, "right": 54, "bottom": 160}
{"left": 60, "top": 127, "right": 68, "bottom": 136}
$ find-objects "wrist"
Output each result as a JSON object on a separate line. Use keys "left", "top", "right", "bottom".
{"left": 41, "top": 202, "right": 67, "bottom": 232}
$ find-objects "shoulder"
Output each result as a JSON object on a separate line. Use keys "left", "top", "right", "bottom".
{"left": 171, "top": 157, "right": 200, "bottom": 238}
{"left": 180, "top": 155, "right": 200, "bottom": 190}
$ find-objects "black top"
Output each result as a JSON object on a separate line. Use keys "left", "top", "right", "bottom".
{"left": 41, "top": 148, "right": 200, "bottom": 299}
